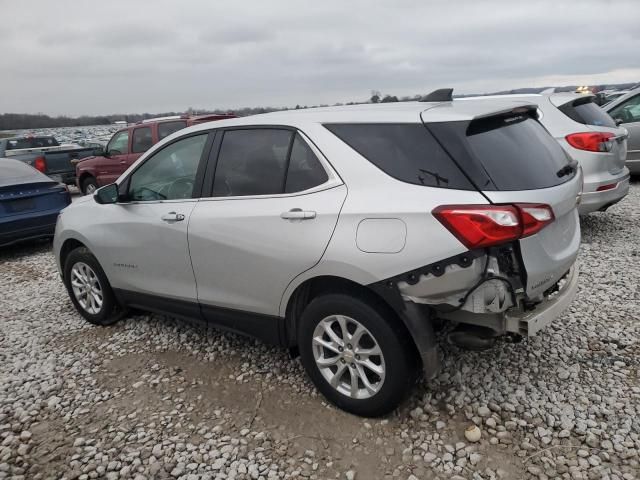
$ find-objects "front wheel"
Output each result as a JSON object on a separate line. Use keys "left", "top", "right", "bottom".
{"left": 298, "top": 294, "right": 417, "bottom": 417}
{"left": 63, "top": 247, "right": 124, "bottom": 325}
{"left": 81, "top": 176, "right": 98, "bottom": 195}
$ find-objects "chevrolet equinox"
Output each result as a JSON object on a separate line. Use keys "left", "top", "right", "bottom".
{"left": 54, "top": 94, "right": 581, "bottom": 416}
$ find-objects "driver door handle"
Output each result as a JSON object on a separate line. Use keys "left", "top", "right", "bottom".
{"left": 161, "top": 212, "right": 185, "bottom": 222}
{"left": 280, "top": 208, "right": 316, "bottom": 220}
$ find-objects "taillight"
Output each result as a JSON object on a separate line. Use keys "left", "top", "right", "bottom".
{"left": 565, "top": 132, "right": 614, "bottom": 152}
{"left": 433, "top": 203, "right": 555, "bottom": 249}
{"left": 519, "top": 204, "right": 554, "bottom": 237}
{"left": 596, "top": 183, "right": 617, "bottom": 192}
{"left": 34, "top": 156, "right": 46, "bottom": 172}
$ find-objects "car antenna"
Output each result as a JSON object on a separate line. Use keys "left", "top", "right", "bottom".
{"left": 420, "top": 88, "right": 453, "bottom": 102}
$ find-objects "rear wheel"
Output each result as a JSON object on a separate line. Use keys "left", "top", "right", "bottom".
{"left": 63, "top": 247, "right": 124, "bottom": 325}
{"left": 81, "top": 176, "right": 98, "bottom": 195}
{"left": 298, "top": 294, "right": 417, "bottom": 417}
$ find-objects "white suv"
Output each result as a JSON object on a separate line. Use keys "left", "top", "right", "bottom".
{"left": 54, "top": 97, "right": 581, "bottom": 416}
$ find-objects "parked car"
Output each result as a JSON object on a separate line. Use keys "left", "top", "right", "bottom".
{"left": 0, "top": 136, "right": 98, "bottom": 186}
{"left": 54, "top": 97, "right": 581, "bottom": 416}
{"left": 1, "top": 158, "right": 71, "bottom": 247}
{"left": 462, "top": 91, "right": 629, "bottom": 214}
{"left": 74, "top": 114, "right": 236, "bottom": 194}
{"left": 603, "top": 87, "right": 640, "bottom": 175}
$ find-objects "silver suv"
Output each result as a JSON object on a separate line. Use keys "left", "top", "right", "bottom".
{"left": 463, "top": 91, "right": 629, "bottom": 214}
{"left": 54, "top": 98, "right": 581, "bottom": 416}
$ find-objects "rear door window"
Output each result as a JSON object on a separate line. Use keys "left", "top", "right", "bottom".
{"left": 559, "top": 98, "right": 616, "bottom": 128}
{"left": 158, "top": 121, "right": 187, "bottom": 140}
{"left": 212, "top": 129, "right": 293, "bottom": 197}
{"left": 131, "top": 127, "right": 153, "bottom": 153}
{"left": 324, "top": 124, "right": 473, "bottom": 189}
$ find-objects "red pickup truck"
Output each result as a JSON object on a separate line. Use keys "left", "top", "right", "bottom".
{"left": 75, "top": 114, "right": 236, "bottom": 194}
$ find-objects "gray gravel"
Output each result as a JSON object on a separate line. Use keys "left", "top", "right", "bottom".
{"left": 1, "top": 181, "right": 639, "bottom": 480}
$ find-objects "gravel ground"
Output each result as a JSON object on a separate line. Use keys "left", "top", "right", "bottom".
{"left": 1, "top": 182, "right": 639, "bottom": 480}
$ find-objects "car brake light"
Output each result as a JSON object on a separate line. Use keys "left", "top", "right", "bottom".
{"left": 596, "top": 183, "right": 617, "bottom": 192}
{"left": 519, "top": 204, "right": 555, "bottom": 237}
{"left": 565, "top": 132, "right": 614, "bottom": 152}
{"left": 34, "top": 156, "right": 46, "bottom": 172}
{"left": 432, "top": 203, "right": 555, "bottom": 249}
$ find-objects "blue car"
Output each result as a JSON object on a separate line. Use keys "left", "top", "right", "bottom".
{"left": 1, "top": 158, "right": 71, "bottom": 247}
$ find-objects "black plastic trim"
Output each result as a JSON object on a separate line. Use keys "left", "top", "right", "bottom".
{"left": 112, "top": 289, "right": 285, "bottom": 346}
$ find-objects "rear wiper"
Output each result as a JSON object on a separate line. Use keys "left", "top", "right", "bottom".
{"left": 556, "top": 160, "right": 578, "bottom": 178}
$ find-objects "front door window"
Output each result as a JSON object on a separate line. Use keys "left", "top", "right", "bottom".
{"left": 106, "top": 131, "right": 129, "bottom": 156}
{"left": 128, "top": 134, "right": 207, "bottom": 201}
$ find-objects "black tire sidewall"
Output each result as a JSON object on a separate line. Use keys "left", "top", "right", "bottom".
{"left": 63, "top": 247, "right": 120, "bottom": 326}
{"left": 298, "top": 293, "right": 415, "bottom": 417}
{"left": 82, "top": 177, "right": 97, "bottom": 195}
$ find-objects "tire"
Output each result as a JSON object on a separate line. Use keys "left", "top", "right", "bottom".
{"left": 81, "top": 176, "right": 98, "bottom": 195}
{"left": 298, "top": 293, "right": 417, "bottom": 417}
{"left": 63, "top": 247, "right": 124, "bottom": 326}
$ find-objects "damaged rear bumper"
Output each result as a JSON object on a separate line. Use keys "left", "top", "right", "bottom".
{"left": 439, "top": 265, "right": 579, "bottom": 336}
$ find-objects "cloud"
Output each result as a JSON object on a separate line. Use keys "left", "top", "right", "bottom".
{"left": 1, "top": 0, "right": 639, "bottom": 115}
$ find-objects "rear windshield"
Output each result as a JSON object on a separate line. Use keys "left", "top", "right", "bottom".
{"left": 323, "top": 123, "right": 474, "bottom": 190}
{"left": 559, "top": 98, "right": 616, "bottom": 128}
{"left": 464, "top": 115, "right": 574, "bottom": 191}
{"left": 6, "top": 136, "right": 60, "bottom": 150}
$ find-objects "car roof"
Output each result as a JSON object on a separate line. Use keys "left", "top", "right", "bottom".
{"left": 179, "top": 98, "right": 538, "bottom": 135}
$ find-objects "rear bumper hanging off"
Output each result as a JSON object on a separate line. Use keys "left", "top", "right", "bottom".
{"left": 439, "top": 265, "right": 579, "bottom": 336}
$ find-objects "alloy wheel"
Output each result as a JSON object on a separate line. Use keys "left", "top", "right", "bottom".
{"left": 312, "top": 315, "right": 386, "bottom": 399}
{"left": 70, "top": 262, "right": 103, "bottom": 314}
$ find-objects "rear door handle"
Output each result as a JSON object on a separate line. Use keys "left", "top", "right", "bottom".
{"left": 280, "top": 208, "right": 316, "bottom": 220}
{"left": 120, "top": 160, "right": 127, "bottom": 165}
{"left": 161, "top": 212, "right": 185, "bottom": 222}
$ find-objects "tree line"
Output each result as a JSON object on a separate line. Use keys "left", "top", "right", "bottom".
{"left": 2, "top": 82, "right": 637, "bottom": 131}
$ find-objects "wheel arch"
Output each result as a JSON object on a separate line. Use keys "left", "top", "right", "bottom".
{"left": 58, "top": 238, "right": 88, "bottom": 278}
{"left": 283, "top": 274, "right": 439, "bottom": 377}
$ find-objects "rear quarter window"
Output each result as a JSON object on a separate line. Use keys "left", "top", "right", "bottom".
{"left": 158, "top": 121, "right": 187, "bottom": 140}
{"left": 559, "top": 98, "right": 616, "bottom": 128}
{"left": 324, "top": 123, "right": 474, "bottom": 190}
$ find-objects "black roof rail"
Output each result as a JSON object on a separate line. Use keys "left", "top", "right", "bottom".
{"left": 421, "top": 88, "right": 453, "bottom": 102}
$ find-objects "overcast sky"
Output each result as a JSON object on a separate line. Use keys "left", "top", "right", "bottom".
{"left": 2, "top": 0, "right": 639, "bottom": 116}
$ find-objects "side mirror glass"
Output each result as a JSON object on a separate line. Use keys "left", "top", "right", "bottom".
{"left": 109, "top": 149, "right": 122, "bottom": 156}
{"left": 94, "top": 183, "right": 119, "bottom": 204}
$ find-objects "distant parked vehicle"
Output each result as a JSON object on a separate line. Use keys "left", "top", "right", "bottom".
{"left": 1, "top": 158, "right": 71, "bottom": 247}
{"left": 75, "top": 114, "right": 236, "bottom": 194}
{"left": 603, "top": 87, "right": 640, "bottom": 175}
{"left": 0, "top": 136, "right": 98, "bottom": 186}
{"left": 463, "top": 91, "right": 629, "bottom": 214}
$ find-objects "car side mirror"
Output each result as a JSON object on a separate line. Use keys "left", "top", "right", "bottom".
{"left": 109, "top": 149, "right": 122, "bottom": 156}
{"left": 94, "top": 183, "right": 119, "bottom": 204}
{"left": 93, "top": 146, "right": 105, "bottom": 156}
{"left": 614, "top": 118, "right": 624, "bottom": 126}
